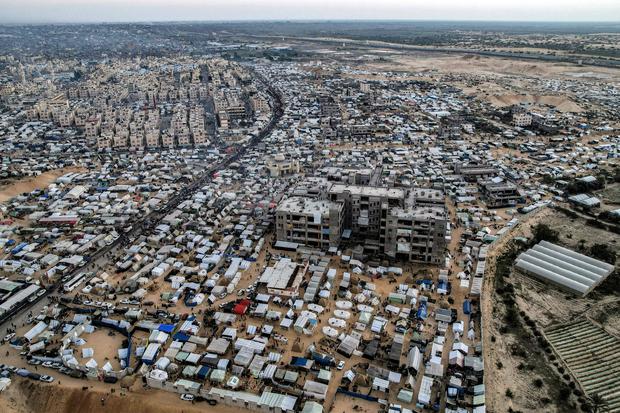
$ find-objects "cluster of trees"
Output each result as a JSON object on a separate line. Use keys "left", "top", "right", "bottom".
{"left": 565, "top": 176, "right": 606, "bottom": 195}
{"left": 531, "top": 224, "right": 615, "bottom": 264}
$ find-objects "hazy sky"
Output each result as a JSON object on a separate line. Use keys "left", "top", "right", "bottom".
{"left": 1, "top": 0, "right": 620, "bottom": 23}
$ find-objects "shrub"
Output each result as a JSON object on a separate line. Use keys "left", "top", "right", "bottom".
{"left": 506, "top": 388, "right": 514, "bottom": 399}
{"left": 559, "top": 387, "right": 571, "bottom": 400}
{"left": 532, "top": 223, "right": 559, "bottom": 244}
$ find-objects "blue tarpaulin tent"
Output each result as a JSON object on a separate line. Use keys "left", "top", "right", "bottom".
{"left": 158, "top": 324, "right": 175, "bottom": 333}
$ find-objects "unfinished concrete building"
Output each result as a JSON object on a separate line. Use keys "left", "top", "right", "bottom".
{"left": 277, "top": 182, "right": 449, "bottom": 264}
{"left": 479, "top": 180, "right": 523, "bottom": 208}
{"left": 275, "top": 197, "right": 345, "bottom": 249}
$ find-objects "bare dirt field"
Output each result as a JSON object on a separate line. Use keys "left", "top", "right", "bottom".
{"left": 482, "top": 207, "right": 620, "bottom": 413}
{"left": 485, "top": 94, "right": 583, "bottom": 112}
{"left": 367, "top": 54, "right": 620, "bottom": 83}
{"left": 0, "top": 167, "right": 84, "bottom": 204}
{"left": 0, "top": 378, "right": 241, "bottom": 413}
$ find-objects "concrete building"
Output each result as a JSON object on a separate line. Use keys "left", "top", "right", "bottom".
{"left": 454, "top": 163, "right": 498, "bottom": 182}
{"left": 328, "top": 184, "right": 405, "bottom": 239}
{"left": 382, "top": 205, "right": 448, "bottom": 264}
{"left": 276, "top": 197, "right": 344, "bottom": 249}
{"left": 479, "top": 180, "right": 523, "bottom": 208}
{"left": 277, "top": 183, "right": 448, "bottom": 264}
{"left": 258, "top": 258, "right": 308, "bottom": 297}
{"left": 266, "top": 154, "right": 301, "bottom": 177}
{"left": 512, "top": 111, "right": 533, "bottom": 127}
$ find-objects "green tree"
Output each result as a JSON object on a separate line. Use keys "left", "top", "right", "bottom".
{"left": 588, "top": 393, "right": 609, "bottom": 413}
{"left": 590, "top": 244, "right": 617, "bottom": 265}
{"left": 532, "top": 224, "right": 559, "bottom": 244}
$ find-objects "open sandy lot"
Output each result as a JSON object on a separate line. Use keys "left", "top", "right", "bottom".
{"left": 0, "top": 167, "right": 84, "bottom": 204}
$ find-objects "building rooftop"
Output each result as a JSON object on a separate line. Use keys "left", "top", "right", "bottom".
{"left": 329, "top": 183, "right": 404, "bottom": 199}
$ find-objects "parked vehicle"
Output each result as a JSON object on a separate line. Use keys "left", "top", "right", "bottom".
{"left": 2, "top": 333, "right": 16, "bottom": 343}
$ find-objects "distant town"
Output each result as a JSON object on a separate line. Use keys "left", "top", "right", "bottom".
{"left": 0, "top": 21, "right": 618, "bottom": 413}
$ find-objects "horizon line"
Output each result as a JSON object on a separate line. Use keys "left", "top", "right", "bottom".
{"left": 2, "top": 18, "right": 620, "bottom": 25}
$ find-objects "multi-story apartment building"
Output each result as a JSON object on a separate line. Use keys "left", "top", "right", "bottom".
{"left": 161, "top": 132, "right": 174, "bottom": 148}
{"left": 145, "top": 129, "right": 160, "bottom": 148}
{"left": 276, "top": 181, "right": 449, "bottom": 264}
{"left": 129, "top": 133, "right": 145, "bottom": 150}
{"left": 381, "top": 205, "right": 448, "bottom": 264}
{"left": 328, "top": 184, "right": 405, "bottom": 239}
{"left": 113, "top": 133, "right": 128, "bottom": 149}
{"left": 512, "top": 111, "right": 533, "bottom": 127}
{"left": 276, "top": 197, "right": 345, "bottom": 249}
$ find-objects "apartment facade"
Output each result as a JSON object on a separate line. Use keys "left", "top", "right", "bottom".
{"left": 381, "top": 206, "right": 448, "bottom": 265}
{"left": 328, "top": 184, "right": 404, "bottom": 239}
{"left": 276, "top": 182, "right": 448, "bottom": 264}
{"left": 275, "top": 197, "right": 345, "bottom": 249}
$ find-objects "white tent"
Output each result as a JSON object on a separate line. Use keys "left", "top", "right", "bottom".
{"left": 335, "top": 301, "right": 353, "bottom": 310}
{"left": 333, "top": 310, "right": 351, "bottom": 319}
{"left": 307, "top": 304, "right": 324, "bottom": 313}
{"left": 328, "top": 318, "right": 347, "bottom": 328}
{"left": 322, "top": 326, "right": 339, "bottom": 338}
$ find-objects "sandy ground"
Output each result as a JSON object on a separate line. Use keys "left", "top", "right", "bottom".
{"left": 0, "top": 167, "right": 84, "bottom": 204}
{"left": 367, "top": 54, "right": 620, "bottom": 83}
{"left": 482, "top": 207, "right": 620, "bottom": 413}
{"left": 484, "top": 94, "right": 583, "bottom": 112}
{"left": 75, "top": 329, "right": 124, "bottom": 371}
{"left": 0, "top": 377, "right": 242, "bottom": 413}
{"left": 481, "top": 207, "right": 552, "bottom": 413}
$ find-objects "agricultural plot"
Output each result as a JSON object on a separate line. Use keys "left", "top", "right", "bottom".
{"left": 545, "top": 319, "right": 620, "bottom": 412}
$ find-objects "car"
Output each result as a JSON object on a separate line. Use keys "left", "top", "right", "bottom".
{"left": 39, "top": 375, "right": 54, "bottom": 383}
{"left": 28, "top": 372, "right": 41, "bottom": 381}
{"left": 337, "top": 360, "right": 345, "bottom": 370}
{"left": 180, "top": 394, "right": 194, "bottom": 401}
{"left": 27, "top": 359, "right": 42, "bottom": 366}
{"left": 2, "top": 333, "right": 15, "bottom": 343}
{"left": 42, "top": 361, "right": 55, "bottom": 369}
{"left": 236, "top": 289, "right": 246, "bottom": 297}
